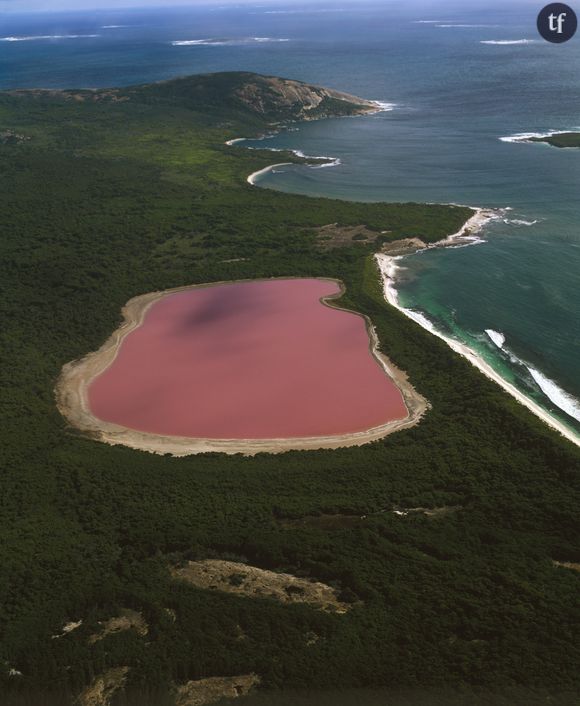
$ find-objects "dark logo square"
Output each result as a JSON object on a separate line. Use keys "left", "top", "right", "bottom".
{"left": 537, "top": 3, "right": 578, "bottom": 43}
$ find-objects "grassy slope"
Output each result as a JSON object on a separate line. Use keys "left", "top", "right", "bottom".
{"left": 0, "top": 76, "right": 579, "bottom": 704}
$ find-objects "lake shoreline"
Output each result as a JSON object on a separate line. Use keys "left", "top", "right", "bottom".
{"left": 55, "top": 277, "right": 428, "bottom": 457}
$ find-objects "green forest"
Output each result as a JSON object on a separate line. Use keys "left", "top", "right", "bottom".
{"left": 0, "top": 73, "right": 579, "bottom": 706}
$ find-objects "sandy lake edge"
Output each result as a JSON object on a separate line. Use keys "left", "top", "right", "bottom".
{"left": 55, "top": 277, "right": 428, "bottom": 457}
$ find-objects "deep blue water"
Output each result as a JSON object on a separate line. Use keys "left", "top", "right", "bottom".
{"left": 1, "top": 1, "right": 579, "bottom": 435}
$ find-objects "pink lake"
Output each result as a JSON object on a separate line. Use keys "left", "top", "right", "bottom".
{"left": 89, "top": 279, "right": 408, "bottom": 439}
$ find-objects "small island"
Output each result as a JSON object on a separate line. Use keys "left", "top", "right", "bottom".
{"left": 529, "top": 132, "right": 580, "bottom": 148}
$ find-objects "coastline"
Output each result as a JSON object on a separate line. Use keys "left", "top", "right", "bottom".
{"left": 231, "top": 98, "right": 394, "bottom": 186}
{"left": 228, "top": 119, "right": 580, "bottom": 448}
{"left": 55, "top": 278, "right": 428, "bottom": 457}
{"left": 247, "top": 162, "right": 293, "bottom": 185}
{"left": 375, "top": 246, "right": 580, "bottom": 448}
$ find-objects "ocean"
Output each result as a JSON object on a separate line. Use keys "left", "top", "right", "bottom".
{"left": 1, "top": 0, "right": 579, "bottom": 438}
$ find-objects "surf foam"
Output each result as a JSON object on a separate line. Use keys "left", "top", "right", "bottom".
{"left": 485, "top": 329, "right": 505, "bottom": 349}
{"left": 1, "top": 34, "right": 99, "bottom": 41}
{"left": 481, "top": 39, "right": 538, "bottom": 45}
{"left": 527, "top": 367, "right": 580, "bottom": 424}
{"left": 172, "top": 37, "right": 289, "bottom": 46}
{"left": 375, "top": 247, "right": 580, "bottom": 447}
{"left": 500, "top": 130, "right": 580, "bottom": 144}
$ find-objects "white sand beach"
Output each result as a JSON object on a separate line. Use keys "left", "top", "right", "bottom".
{"left": 375, "top": 246, "right": 580, "bottom": 448}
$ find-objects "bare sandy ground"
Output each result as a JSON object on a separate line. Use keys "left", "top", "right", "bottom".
{"left": 171, "top": 559, "right": 351, "bottom": 613}
{"left": 78, "top": 667, "right": 129, "bottom": 706}
{"left": 247, "top": 162, "right": 293, "bottom": 185}
{"left": 175, "top": 674, "right": 260, "bottom": 706}
{"left": 55, "top": 277, "right": 428, "bottom": 457}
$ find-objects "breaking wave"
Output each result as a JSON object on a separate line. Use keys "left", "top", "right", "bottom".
{"left": 172, "top": 37, "right": 290, "bottom": 46}
{"left": 500, "top": 130, "right": 580, "bottom": 144}
{"left": 503, "top": 218, "right": 539, "bottom": 226}
{"left": 527, "top": 367, "right": 580, "bottom": 423}
{"left": 1, "top": 34, "right": 99, "bottom": 42}
{"left": 485, "top": 330, "right": 580, "bottom": 423}
{"left": 309, "top": 158, "right": 342, "bottom": 169}
{"left": 437, "top": 24, "right": 500, "bottom": 28}
{"left": 372, "top": 101, "right": 397, "bottom": 112}
{"left": 485, "top": 330, "right": 505, "bottom": 349}
{"left": 481, "top": 39, "right": 538, "bottom": 45}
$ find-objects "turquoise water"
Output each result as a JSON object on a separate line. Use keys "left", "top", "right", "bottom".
{"left": 1, "top": 2, "right": 579, "bottom": 435}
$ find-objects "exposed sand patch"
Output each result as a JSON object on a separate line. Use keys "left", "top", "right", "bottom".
{"left": 52, "top": 619, "right": 83, "bottom": 639}
{"left": 315, "top": 223, "right": 379, "bottom": 249}
{"left": 175, "top": 674, "right": 260, "bottom": 706}
{"left": 78, "top": 667, "right": 129, "bottom": 706}
{"left": 55, "top": 277, "right": 427, "bottom": 457}
{"left": 247, "top": 162, "right": 292, "bottom": 185}
{"left": 171, "top": 559, "right": 351, "bottom": 613}
{"left": 381, "top": 237, "right": 427, "bottom": 256}
{"left": 553, "top": 560, "right": 580, "bottom": 572}
{"left": 88, "top": 609, "right": 148, "bottom": 644}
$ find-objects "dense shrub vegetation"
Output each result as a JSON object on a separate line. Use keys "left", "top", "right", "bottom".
{"left": 0, "top": 74, "right": 578, "bottom": 705}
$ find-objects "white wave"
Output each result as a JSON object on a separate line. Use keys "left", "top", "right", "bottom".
{"left": 1, "top": 34, "right": 99, "bottom": 42}
{"left": 172, "top": 39, "right": 227, "bottom": 46}
{"left": 261, "top": 8, "right": 346, "bottom": 14}
{"left": 309, "top": 158, "right": 342, "bottom": 169}
{"left": 437, "top": 24, "right": 499, "bottom": 28}
{"left": 372, "top": 101, "right": 397, "bottom": 113}
{"left": 172, "top": 37, "right": 289, "bottom": 46}
{"left": 485, "top": 329, "right": 505, "bottom": 349}
{"left": 503, "top": 218, "right": 539, "bottom": 226}
{"left": 500, "top": 131, "right": 554, "bottom": 143}
{"left": 445, "top": 236, "right": 486, "bottom": 249}
{"left": 486, "top": 332, "right": 580, "bottom": 423}
{"left": 288, "top": 149, "right": 341, "bottom": 167}
{"left": 500, "top": 130, "right": 580, "bottom": 144}
{"left": 413, "top": 20, "right": 445, "bottom": 24}
{"left": 101, "top": 25, "right": 129, "bottom": 29}
{"left": 528, "top": 367, "right": 580, "bottom": 423}
{"left": 403, "top": 308, "right": 439, "bottom": 334}
{"left": 481, "top": 39, "right": 538, "bottom": 45}
{"left": 293, "top": 149, "right": 333, "bottom": 159}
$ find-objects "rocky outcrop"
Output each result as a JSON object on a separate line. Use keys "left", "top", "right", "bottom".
{"left": 231, "top": 74, "right": 379, "bottom": 121}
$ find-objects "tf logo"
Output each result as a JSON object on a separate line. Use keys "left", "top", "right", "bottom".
{"left": 537, "top": 3, "right": 578, "bottom": 42}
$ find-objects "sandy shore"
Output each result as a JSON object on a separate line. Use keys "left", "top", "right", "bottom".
{"left": 376, "top": 244, "right": 580, "bottom": 448}
{"left": 232, "top": 99, "right": 393, "bottom": 186}
{"left": 247, "top": 162, "right": 293, "bottom": 185}
{"left": 56, "top": 278, "right": 428, "bottom": 457}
